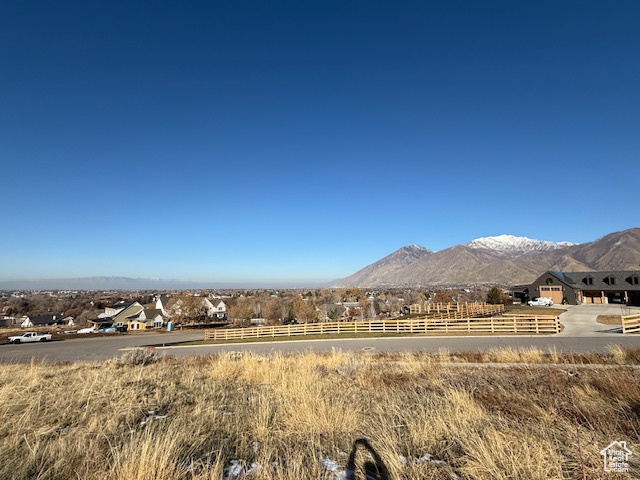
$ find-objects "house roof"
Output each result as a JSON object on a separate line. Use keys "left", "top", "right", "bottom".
{"left": 90, "top": 318, "right": 115, "bottom": 326}
{"left": 156, "top": 295, "right": 171, "bottom": 308}
{"left": 556, "top": 271, "right": 640, "bottom": 291}
{"left": 30, "top": 314, "right": 64, "bottom": 325}
{"left": 106, "top": 301, "right": 135, "bottom": 310}
{"left": 110, "top": 302, "right": 143, "bottom": 320}
{"left": 143, "top": 308, "right": 164, "bottom": 318}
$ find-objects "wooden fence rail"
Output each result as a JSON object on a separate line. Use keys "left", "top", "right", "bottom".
{"left": 410, "top": 302, "right": 505, "bottom": 316}
{"left": 621, "top": 314, "right": 640, "bottom": 334}
{"left": 204, "top": 315, "right": 560, "bottom": 341}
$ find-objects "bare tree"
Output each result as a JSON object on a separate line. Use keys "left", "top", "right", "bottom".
{"left": 293, "top": 300, "right": 318, "bottom": 323}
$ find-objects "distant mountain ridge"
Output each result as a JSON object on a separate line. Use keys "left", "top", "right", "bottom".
{"left": 338, "top": 228, "right": 640, "bottom": 287}
{"left": 0, "top": 276, "right": 326, "bottom": 291}
{"left": 0, "top": 277, "right": 217, "bottom": 291}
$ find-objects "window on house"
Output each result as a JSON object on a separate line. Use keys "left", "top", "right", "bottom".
{"left": 604, "top": 276, "right": 616, "bottom": 286}
{"left": 583, "top": 277, "right": 594, "bottom": 286}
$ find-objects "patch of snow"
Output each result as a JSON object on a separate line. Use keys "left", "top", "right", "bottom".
{"left": 246, "top": 463, "right": 261, "bottom": 475}
{"left": 414, "top": 453, "right": 446, "bottom": 466}
{"left": 140, "top": 411, "right": 168, "bottom": 426}
{"left": 320, "top": 458, "right": 340, "bottom": 472}
{"left": 320, "top": 457, "right": 350, "bottom": 480}
{"left": 223, "top": 460, "right": 244, "bottom": 479}
{"left": 398, "top": 453, "right": 461, "bottom": 479}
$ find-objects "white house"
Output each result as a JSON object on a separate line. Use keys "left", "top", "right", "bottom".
{"left": 211, "top": 300, "right": 227, "bottom": 320}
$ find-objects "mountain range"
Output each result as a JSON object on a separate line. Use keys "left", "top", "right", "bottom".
{"left": 337, "top": 228, "right": 640, "bottom": 287}
{"left": 3, "top": 228, "right": 639, "bottom": 291}
{"left": 0, "top": 277, "right": 324, "bottom": 291}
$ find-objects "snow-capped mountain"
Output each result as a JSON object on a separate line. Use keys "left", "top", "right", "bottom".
{"left": 403, "top": 244, "right": 431, "bottom": 254}
{"left": 466, "top": 234, "right": 576, "bottom": 256}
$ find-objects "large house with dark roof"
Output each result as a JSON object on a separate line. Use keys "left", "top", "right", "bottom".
{"left": 526, "top": 271, "right": 640, "bottom": 306}
{"left": 20, "top": 314, "right": 69, "bottom": 328}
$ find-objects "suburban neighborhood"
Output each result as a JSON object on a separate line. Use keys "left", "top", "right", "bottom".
{"left": 2, "top": 1, "right": 639, "bottom": 477}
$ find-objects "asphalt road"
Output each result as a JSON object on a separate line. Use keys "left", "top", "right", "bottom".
{"left": 0, "top": 331, "right": 202, "bottom": 363}
{"left": 1, "top": 305, "right": 639, "bottom": 363}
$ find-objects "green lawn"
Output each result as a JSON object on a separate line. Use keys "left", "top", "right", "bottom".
{"left": 504, "top": 304, "right": 565, "bottom": 315}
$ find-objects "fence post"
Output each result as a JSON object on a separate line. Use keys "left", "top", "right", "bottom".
{"left": 621, "top": 316, "right": 626, "bottom": 334}
{"left": 513, "top": 316, "right": 517, "bottom": 333}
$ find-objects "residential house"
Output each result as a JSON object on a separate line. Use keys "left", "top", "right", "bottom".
{"left": 165, "top": 296, "right": 226, "bottom": 321}
{"left": 527, "top": 270, "right": 640, "bottom": 305}
{"left": 127, "top": 308, "right": 166, "bottom": 330}
{"left": 153, "top": 294, "right": 172, "bottom": 314}
{"left": 210, "top": 300, "right": 227, "bottom": 320}
{"left": 21, "top": 314, "right": 65, "bottom": 328}
{"left": 99, "top": 301, "right": 144, "bottom": 329}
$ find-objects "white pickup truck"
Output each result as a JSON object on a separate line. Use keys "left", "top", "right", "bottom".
{"left": 527, "top": 297, "right": 554, "bottom": 307}
{"left": 8, "top": 332, "right": 53, "bottom": 344}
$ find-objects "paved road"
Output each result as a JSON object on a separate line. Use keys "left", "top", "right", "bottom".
{"left": 0, "top": 331, "right": 202, "bottom": 363}
{"left": 1, "top": 305, "right": 639, "bottom": 363}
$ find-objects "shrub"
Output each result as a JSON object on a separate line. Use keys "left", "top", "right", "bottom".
{"left": 117, "top": 348, "right": 160, "bottom": 366}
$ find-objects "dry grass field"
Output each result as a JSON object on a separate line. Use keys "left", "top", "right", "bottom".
{"left": 1, "top": 348, "right": 639, "bottom": 479}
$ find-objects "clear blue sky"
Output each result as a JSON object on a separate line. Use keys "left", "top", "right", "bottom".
{"left": 1, "top": 1, "right": 639, "bottom": 283}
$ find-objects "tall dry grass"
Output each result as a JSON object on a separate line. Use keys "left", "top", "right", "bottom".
{"left": 0, "top": 349, "right": 638, "bottom": 479}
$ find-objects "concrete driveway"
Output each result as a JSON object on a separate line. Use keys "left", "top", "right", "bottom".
{"left": 557, "top": 304, "right": 640, "bottom": 337}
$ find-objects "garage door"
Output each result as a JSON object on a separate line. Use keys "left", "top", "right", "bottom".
{"left": 628, "top": 292, "right": 640, "bottom": 306}
{"left": 539, "top": 286, "right": 563, "bottom": 304}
